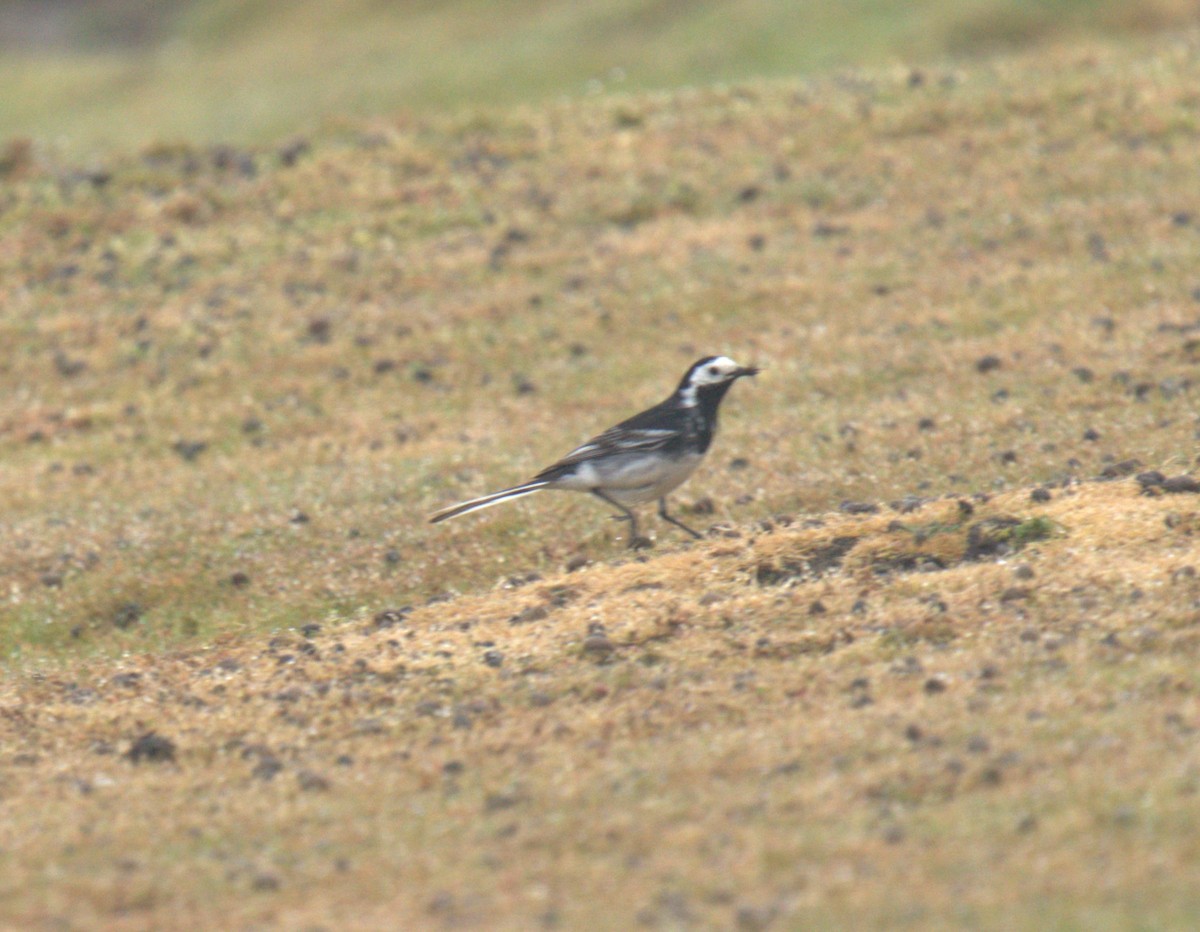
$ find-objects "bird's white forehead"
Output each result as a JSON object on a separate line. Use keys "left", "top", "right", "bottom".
{"left": 689, "top": 356, "right": 741, "bottom": 383}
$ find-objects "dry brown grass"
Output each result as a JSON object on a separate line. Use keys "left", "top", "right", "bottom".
{"left": 3, "top": 30, "right": 1200, "bottom": 927}
{"left": 3, "top": 478, "right": 1200, "bottom": 927}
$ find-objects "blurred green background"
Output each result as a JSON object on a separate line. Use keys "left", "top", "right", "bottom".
{"left": 0, "top": 0, "right": 1194, "bottom": 156}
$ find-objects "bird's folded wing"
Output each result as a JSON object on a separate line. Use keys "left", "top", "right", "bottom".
{"left": 548, "top": 426, "right": 678, "bottom": 469}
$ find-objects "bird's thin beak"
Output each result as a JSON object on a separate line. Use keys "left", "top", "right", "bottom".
{"left": 736, "top": 366, "right": 761, "bottom": 379}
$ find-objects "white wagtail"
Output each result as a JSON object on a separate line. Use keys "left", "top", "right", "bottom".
{"left": 429, "top": 355, "right": 758, "bottom": 547}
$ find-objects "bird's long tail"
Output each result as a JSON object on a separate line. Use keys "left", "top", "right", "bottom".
{"left": 429, "top": 481, "right": 550, "bottom": 524}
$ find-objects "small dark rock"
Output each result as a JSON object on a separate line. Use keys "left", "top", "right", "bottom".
{"left": 840, "top": 501, "right": 879, "bottom": 515}
{"left": 40, "top": 572, "right": 63, "bottom": 588}
{"left": 112, "top": 601, "right": 144, "bottom": 629}
{"left": 278, "top": 137, "right": 310, "bottom": 166}
{"left": 251, "top": 756, "right": 284, "bottom": 781}
{"left": 964, "top": 516, "right": 1021, "bottom": 560}
{"left": 229, "top": 571, "right": 251, "bottom": 588}
{"left": 297, "top": 769, "right": 330, "bottom": 792}
{"left": 483, "top": 650, "right": 504, "bottom": 668}
{"left": 126, "top": 731, "right": 176, "bottom": 764}
{"left": 1162, "top": 475, "right": 1200, "bottom": 494}
{"left": 54, "top": 352, "right": 88, "bottom": 378}
{"left": 809, "top": 600, "right": 827, "bottom": 615}
{"left": 306, "top": 317, "right": 332, "bottom": 343}
{"left": 728, "top": 457, "right": 750, "bottom": 471}
{"left": 975, "top": 354, "right": 1002, "bottom": 374}
{"left": 565, "top": 554, "right": 589, "bottom": 572}
{"left": 917, "top": 417, "right": 936, "bottom": 431}
{"left": 372, "top": 607, "right": 411, "bottom": 629}
{"left": 1073, "top": 367, "right": 1095, "bottom": 383}
{"left": 924, "top": 677, "right": 948, "bottom": 694}
{"left": 172, "top": 439, "right": 207, "bottom": 461}
{"left": 1099, "top": 459, "right": 1142, "bottom": 480}
{"left": 1082, "top": 427, "right": 1101, "bottom": 441}
{"left": 300, "top": 623, "right": 321, "bottom": 638}
{"left": 812, "top": 220, "right": 849, "bottom": 238}
{"left": 979, "top": 766, "right": 1004, "bottom": 786}
{"left": 1030, "top": 488, "right": 1051, "bottom": 503}
{"left": 735, "top": 904, "right": 778, "bottom": 931}
{"left": 581, "top": 633, "right": 615, "bottom": 660}
{"left": 251, "top": 873, "right": 280, "bottom": 892}
{"left": 211, "top": 144, "right": 256, "bottom": 177}
{"left": 1137, "top": 470, "right": 1166, "bottom": 489}
{"left": 484, "top": 791, "right": 523, "bottom": 813}
{"left": 289, "top": 509, "right": 310, "bottom": 524}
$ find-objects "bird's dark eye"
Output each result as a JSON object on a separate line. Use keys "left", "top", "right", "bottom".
{"left": 707, "top": 366, "right": 719, "bottom": 376}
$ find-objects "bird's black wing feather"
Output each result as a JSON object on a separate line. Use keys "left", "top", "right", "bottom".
{"left": 533, "top": 397, "right": 681, "bottom": 479}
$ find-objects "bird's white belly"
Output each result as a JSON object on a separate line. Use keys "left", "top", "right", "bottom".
{"left": 557, "top": 452, "right": 703, "bottom": 504}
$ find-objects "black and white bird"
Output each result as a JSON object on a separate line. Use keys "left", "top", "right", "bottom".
{"left": 429, "top": 355, "right": 758, "bottom": 547}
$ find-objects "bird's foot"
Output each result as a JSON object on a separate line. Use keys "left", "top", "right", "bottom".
{"left": 628, "top": 535, "right": 654, "bottom": 551}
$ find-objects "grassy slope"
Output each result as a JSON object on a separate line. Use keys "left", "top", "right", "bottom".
{"left": 0, "top": 0, "right": 1196, "bottom": 155}
{"left": 2, "top": 30, "right": 1200, "bottom": 927}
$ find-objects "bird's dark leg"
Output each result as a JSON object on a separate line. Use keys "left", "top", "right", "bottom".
{"left": 592, "top": 490, "right": 649, "bottom": 549}
{"left": 658, "top": 497, "right": 702, "bottom": 539}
